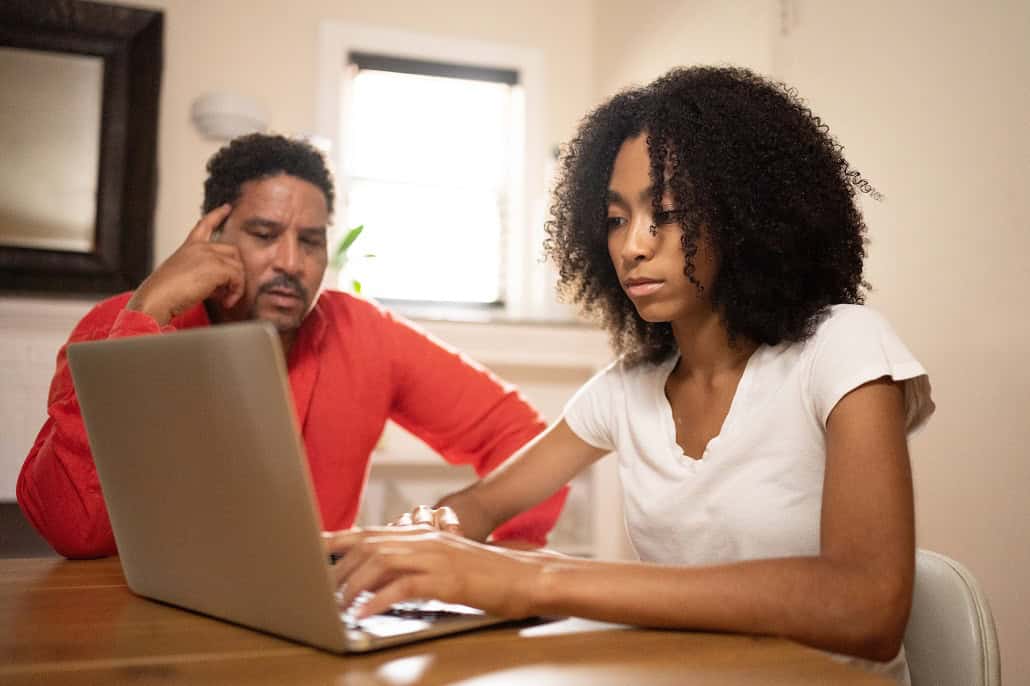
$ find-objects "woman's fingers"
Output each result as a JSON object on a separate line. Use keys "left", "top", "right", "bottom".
{"left": 323, "top": 528, "right": 530, "bottom": 619}
{"left": 352, "top": 575, "right": 436, "bottom": 618}
{"left": 336, "top": 537, "right": 451, "bottom": 609}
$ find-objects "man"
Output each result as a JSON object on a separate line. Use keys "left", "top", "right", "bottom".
{"left": 17, "top": 134, "right": 566, "bottom": 559}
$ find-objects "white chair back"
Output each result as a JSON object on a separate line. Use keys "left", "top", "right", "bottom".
{"left": 903, "top": 549, "right": 1001, "bottom": 686}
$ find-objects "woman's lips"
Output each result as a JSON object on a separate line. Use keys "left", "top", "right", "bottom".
{"left": 625, "top": 281, "right": 664, "bottom": 297}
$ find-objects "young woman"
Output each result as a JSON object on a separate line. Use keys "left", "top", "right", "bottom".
{"left": 325, "top": 66, "right": 933, "bottom": 684}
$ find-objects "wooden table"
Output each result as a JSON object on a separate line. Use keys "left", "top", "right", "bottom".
{"left": 0, "top": 557, "right": 892, "bottom": 685}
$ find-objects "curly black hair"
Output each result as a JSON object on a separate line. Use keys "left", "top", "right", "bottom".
{"left": 545, "top": 66, "right": 874, "bottom": 366}
{"left": 202, "top": 133, "right": 335, "bottom": 218}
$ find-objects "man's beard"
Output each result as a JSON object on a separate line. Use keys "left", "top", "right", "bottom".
{"left": 207, "top": 274, "right": 312, "bottom": 332}
{"left": 251, "top": 274, "right": 311, "bottom": 331}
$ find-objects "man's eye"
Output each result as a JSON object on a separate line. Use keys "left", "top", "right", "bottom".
{"left": 250, "top": 231, "right": 274, "bottom": 241}
{"left": 302, "top": 236, "right": 326, "bottom": 248}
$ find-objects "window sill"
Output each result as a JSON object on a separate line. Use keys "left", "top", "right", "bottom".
{"left": 409, "top": 315, "right": 612, "bottom": 371}
{"left": 385, "top": 298, "right": 592, "bottom": 328}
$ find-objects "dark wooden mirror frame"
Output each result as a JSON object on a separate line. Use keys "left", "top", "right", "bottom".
{"left": 0, "top": 0, "right": 163, "bottom": 294}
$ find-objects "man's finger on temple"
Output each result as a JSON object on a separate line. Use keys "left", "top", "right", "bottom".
{"left": 187, "top": 203, "right": 232, "bottom": 243}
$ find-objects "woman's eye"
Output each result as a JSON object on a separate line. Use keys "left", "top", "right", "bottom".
{"left": 605, "top": 216, "right": 627, "bottom": 231}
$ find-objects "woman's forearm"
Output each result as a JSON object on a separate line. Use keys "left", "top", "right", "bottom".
{"left": 436, "top": 420, "right": 608, "bottom": 543}
{"left": 525, "top": 554, "right": 910, "bottom": 662}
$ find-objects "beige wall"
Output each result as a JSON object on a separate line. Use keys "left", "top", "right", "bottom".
{"left": 592, "top": 1, "right": 1030, "bottom": 683}
{"left": 131, "top": 0, "right": 594, "bottom": 263}
{"left": 593, "top": 0, "right": 774, "bottom": 100}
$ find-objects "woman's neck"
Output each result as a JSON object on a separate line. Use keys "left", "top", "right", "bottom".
{"left": 669, "top": 311, "right": 758, "bottom": 384}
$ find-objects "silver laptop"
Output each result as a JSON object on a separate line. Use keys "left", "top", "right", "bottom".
{"left": 66, "top": 321, "right": 513, "bottom": 653}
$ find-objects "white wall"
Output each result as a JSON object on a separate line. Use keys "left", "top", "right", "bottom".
{"left": 592, "top": 1, "right": 1030, "bottom": 683}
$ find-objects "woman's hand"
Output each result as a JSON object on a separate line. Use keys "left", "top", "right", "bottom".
{"left": 322, "top": 528, "right": 542, "bottom": 620}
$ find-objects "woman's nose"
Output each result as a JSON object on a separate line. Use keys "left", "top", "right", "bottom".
{"left": 620, "top": 217, "right": 657, "bottom": 262}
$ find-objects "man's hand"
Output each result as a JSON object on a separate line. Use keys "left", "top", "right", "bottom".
{"left": 388, "top": 505, "right": 464, "bottom": 536}
{"left": 127, "top": 204, "right": 244, "bottom": 326}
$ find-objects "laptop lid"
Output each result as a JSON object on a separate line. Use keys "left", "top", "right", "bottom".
{"left": 67, "top": 322, "right": 516, "bottom": 653}
{"left": 67, "top": 322, "right": 348, "bottom": 652}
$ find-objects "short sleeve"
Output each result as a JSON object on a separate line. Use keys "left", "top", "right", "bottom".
{"left": 808, "top": 306, "right": 935, "bottom": 433}
{"left": 562, "top": 360, "right": 619, "bottom": 451}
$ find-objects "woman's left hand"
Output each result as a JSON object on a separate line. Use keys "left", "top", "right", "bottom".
{"left": 322, "top": 528, "right": 543, "bottom": 619}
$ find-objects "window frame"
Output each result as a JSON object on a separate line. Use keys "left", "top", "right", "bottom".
{"left": 316, "top": 22, "right": 547, "bottom": 320}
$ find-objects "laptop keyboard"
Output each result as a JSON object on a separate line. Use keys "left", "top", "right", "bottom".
{"left": 341, "top": 592, "right": 486, "bottom": 636}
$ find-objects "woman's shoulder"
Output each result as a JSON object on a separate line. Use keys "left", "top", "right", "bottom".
{"left": 572, "top": 355, "right": 675, "bottom": 404}
{"left": 801, "top": 303, "right": 933, "bottom": 429}
{"left": 801, "top": 304, "right": 899, "bottom": 355}
{"left": 816, "top": 303, "right": 892, "bottom": 335}
{"left": 608, "top": 354, "right": 678, "bottom": 384}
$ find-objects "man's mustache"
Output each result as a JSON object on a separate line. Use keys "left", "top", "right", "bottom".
{"left": 258, "top": 274, "right": 308, "bottom": 301}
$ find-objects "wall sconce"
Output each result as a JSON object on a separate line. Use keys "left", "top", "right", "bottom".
{"left": 190, "top": 92, "right": 268, "bottom": 140}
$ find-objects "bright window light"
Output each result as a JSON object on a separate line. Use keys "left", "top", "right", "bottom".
{"left": 339, "top": 67, "right": 517, "bottom": 304}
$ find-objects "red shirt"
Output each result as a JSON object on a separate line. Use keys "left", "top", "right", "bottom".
{"left": 17, "top": 291, "right": 566, "bottom": 558}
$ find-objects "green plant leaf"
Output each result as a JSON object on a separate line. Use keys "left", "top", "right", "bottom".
{"left": 331, "top": 225, "right": 370, "bottom": 292}
{"left": 340, "top": 224, "right": 364, "bottom": 252}
{"left": 332, "top": 224, "right": 364, "bottom": 263}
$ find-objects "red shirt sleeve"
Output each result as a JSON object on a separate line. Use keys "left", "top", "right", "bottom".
{"left": 16, "top": 295, "right": 165, "bottom": 558}
{"left": 379, "top": 307, "right": 569, "bottom": 546}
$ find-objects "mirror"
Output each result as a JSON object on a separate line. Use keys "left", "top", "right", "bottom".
{"left": 0, "top": 47, "right": 103, "bottom": 254}
{"left": 0, "top": 0, "right": 163, "bottom": 294}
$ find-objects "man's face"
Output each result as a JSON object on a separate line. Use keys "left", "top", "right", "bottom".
{"left": 210, "top": 174, "right": 329, "bottom": 338}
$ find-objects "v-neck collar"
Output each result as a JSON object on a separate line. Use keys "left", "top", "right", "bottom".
{"left": 655, "top": 345, "right": 765, "bottom": 465}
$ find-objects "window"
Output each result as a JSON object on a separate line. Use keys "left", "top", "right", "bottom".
{"left": 316, "top": 23, "right": 562, "bottom": 320}
{"left": 339, "top": 55, "right": 520, "bottom": 305}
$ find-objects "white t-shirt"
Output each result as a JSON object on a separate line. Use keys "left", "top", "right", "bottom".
{"left": 563, "top": 304, "right": 934, "bottom": 684}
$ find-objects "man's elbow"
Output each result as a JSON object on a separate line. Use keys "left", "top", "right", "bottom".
{"left": 19, "top": 505, "right": 114, "bottom": 560}
{"left": 52, "top": 537, "right": 115, "bottom": 560}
